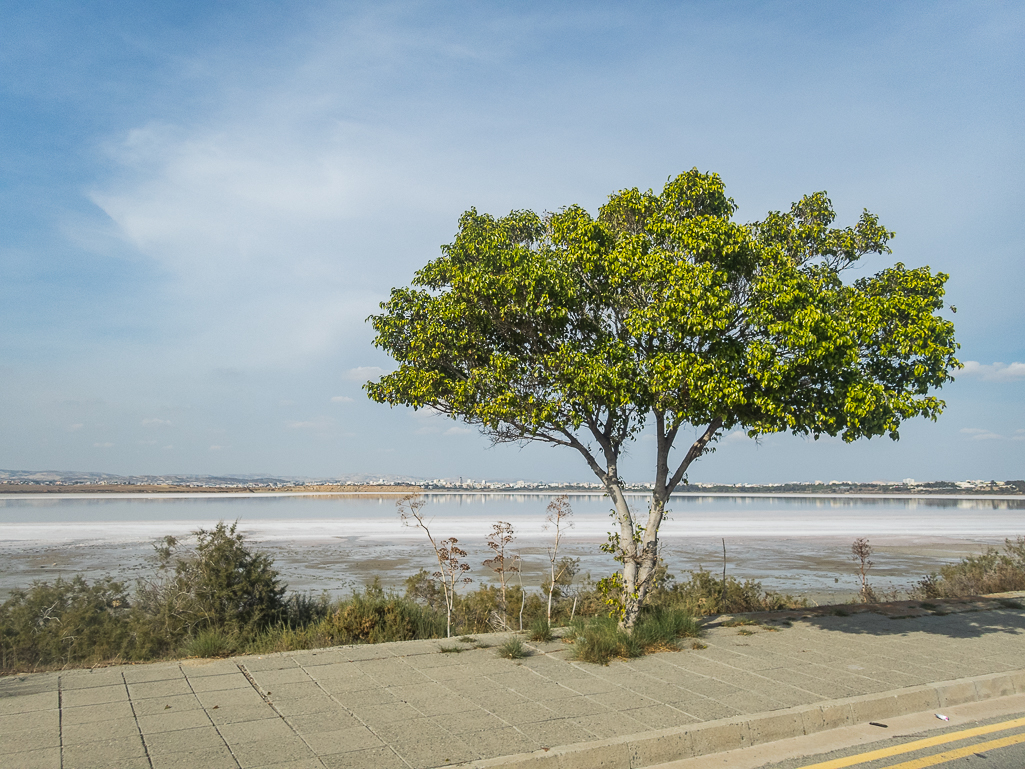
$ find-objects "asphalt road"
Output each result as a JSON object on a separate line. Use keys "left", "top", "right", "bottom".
{"left": 755, "top": 712, "right": 1025, "bottom": 769}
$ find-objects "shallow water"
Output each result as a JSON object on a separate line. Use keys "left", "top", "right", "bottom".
{"left": 1, "top": 492, "right": 1022, "bottom": 601}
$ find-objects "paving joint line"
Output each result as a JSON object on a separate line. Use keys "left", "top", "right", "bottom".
{"left": 121, "top": 669, "right": 155, "bottom": 769}
{"left": 293, "top": 657, "right": 412, "bottom": 769}
{"left": 180, "top": 663, "right": 241, "bottom": 769}
{"left": 235, "top": 660, "right": 329, "bottom": 767}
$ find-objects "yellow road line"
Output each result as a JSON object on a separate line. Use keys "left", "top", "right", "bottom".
{"left": 798, "top": 715, "right": 1025, "bottom": 768}
{"left": 884, "top": 731, "right": 1025, "bottom": 767}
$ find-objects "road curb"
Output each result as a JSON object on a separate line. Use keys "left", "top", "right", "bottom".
{"left": 458, "top": 669, "right": 1025, "bottom": 769}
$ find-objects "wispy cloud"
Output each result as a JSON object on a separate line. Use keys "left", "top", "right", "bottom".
{"left": 68, "top": 423, "right": 84, "bottom": 432}
{"left": 330, "top": 395, "right": 353, "bottom": 403}
{"left": 209, "top": 444, "right": 225, "bottom": 451}
{"left": 345, "top": 366, "right": 386, "bottom": 381}
{"left": 285, "top": 417, "right": 333, "bottom": 431}
{"left": 959, "top": 361, "right": 1025, "bottom": 382}
{"left": 445, "top": 426, "right": 473, "bottom": 436}
{"left": 93, "top": 442, "right": 114, "bottom": 448}
{"left": 961, "top": 427, "right": 1005, "bottom": 441}
{"left": 142, "top": 418, "right": 172, "bottom": 427}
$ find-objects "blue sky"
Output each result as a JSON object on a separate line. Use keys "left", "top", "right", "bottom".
{"left": 1, "top": 1, "right": 1023, "bottom": 483}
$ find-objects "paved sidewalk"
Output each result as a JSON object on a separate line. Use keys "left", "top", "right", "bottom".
{"left": 2, "top": 601, "right": 1024, "bottom": 769}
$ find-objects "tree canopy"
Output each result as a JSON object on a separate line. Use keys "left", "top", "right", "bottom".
{"left": 366, "top": 170, "right": 959, "bottom": 626}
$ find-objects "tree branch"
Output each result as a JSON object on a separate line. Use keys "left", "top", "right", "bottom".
{"left": 667, "top": 418, "right": 723, "bottom": 493}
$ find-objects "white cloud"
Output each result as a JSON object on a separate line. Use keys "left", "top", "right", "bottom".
{"left": 138, "top": 440, "right": 157, "bottom": 445}
{"left": 960, "top": 427, "right": 1004, "bottom": 441}
{"left": 68, "top": 423, "right": 84, "bottom": 431}
{"left": 93, "top": 442, "right": 114, "bottom": 448}
{"left": 209, "top": 444, "right": 225, "bottom": 451}
{"left": 142, "top": 418, "right": 172, "bottom": 427}
{"left": 445, "top": 426, "right": 473, "bottom": 436}
{"left": 330, "top": 395, "right": 353, "bottom": 403}
{"left": 959, "top": 361, "right": 1025, "bottom": 382}
{"left": 345, "top": 366, "right": 386, "bottom": 381}
{"left": 285, "top": 417, "right": 333, "bottom": 431}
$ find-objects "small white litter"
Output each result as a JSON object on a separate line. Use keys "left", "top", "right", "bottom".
{"left": 936, "top": 714, "right": 950, "bottom": 721}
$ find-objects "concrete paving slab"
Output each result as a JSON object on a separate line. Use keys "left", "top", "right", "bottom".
{"left": 1, "top": 598, "right": 1023, "bottom": 769}
{"left": 216, "top": 715, "right": 295, "bottom": 744}
{"left": 144, "top": 725, "right": 227, "bottom": 754}
{"left": 320, "top": 746, "right": 407, "bottom": 769}
{"left": 149, "top": 744, "right": 238, "bottom": 769}
{"left": 228, "top": 735, "right": 316, "bottom": 767}
{"left": 2, "top": 726, "right": 61, "bottom": 752}
{"left": 0, "top": 747, "right": 60, "bottom": 769}
{"left": 61, "top": 736, "right": 148, "bottom": 769}
{"left": 62, "top": 716, "right": 140, "bottom": 744}
{"left": 300, "top": 725, "right": 384, "bottom": 754}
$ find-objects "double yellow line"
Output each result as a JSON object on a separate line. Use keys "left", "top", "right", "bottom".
{"left": 800, "top": 715, "right": 1025, "bottom": 768}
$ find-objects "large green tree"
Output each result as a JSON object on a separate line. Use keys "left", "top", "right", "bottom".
{"left": 366, "top": 170, "right": 959, "bottom": 627}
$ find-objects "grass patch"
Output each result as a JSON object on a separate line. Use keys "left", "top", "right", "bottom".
{"left": 180, "top": 628, "right": 237, "bottom": 658}
{"left": 721, "top": 618, "right": 759, "bottom": 627}
{"left": 919, "top": 602, "right": 938, "bottom": 610}
{"left": 496, "top": 638, "right": 529, "bottom": 659}
{"left": 438, "top": 644, "right": 463, "bottom": 653}
{"left": 528, "top": 618, "right": 553, "bottom": 642}
{"left": 568, "top": 607, "right": 700, "bottom": 665}
{"left": 737, "top": 629, "right": 755, "bottom": 636}
{"left": 831, "top": 608, "right": 850, "bottom": 617}
{"left": 997, "top": 598, "right": 1024, "bottom": 610}
{"left": 458, "top": 636, "right": 476, "bottom": 643}
{"left": 691, "top": 642, "right": 707, "bottom": 650}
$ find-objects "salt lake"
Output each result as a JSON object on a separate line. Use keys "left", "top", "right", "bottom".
{"left": 1, "top": 492, "right": 1022, "bottom": 602}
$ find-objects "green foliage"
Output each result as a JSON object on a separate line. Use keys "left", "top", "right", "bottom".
{"left": 496, "top": 638, "right": 529, "bottom": 659}
{"left": 528, "top": 617, "right": 553, "bottom": 642}
{"left": 323, "top": 587, "right": 445, "bottom": 644}
{"left": 567, "top": 606, "right": 700, "bottom": 665}
{"left": 180, "top": 628, "right": 237, "bottom": 658}
{"left": 579, "top": 564, "right": 806, "bottom": 618}
{"left": 916, "top": 537, "right": 1025, "bottom": 599}
{"left": 0, "top": 576, "right": 133, "bottom": 670}
{"left": 366, "top": 170, "right": 959, "bottom": 624}
{"left": 134, "top": 521, "right": 286, "bottom": 646}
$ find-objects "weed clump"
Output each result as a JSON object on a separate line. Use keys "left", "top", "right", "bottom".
{"left": 567, "top": 607, "right": 699, "bottom": 665}
{"left": 496, "top": 638, "right": 529, "bottom": 659}
{"left": 529, "top": 618, "right": 553, "bottom": 642}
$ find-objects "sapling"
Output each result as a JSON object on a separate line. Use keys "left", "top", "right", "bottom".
{"left": 397, "top": 494, "right": 471, "bottom": 637}
{"left": 544, "top": 495, "right": 573, "bottom": 625}
{"left": 851, "top": 537, "right": 875, "bottom": 602}
{"left": 483, "top": 521, "right": 518, "bottom": 626}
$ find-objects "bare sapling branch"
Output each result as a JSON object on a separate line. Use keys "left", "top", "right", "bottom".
{"left": 483, "top": 521, "right": 518, "bottom": 626}
{"left": 544, "top": 495, "right": 574, "bottom": 624}
{"left": 851, "top": 537, "right": 875, "bottom": 603}
{"left": 397, "top": 493, "right": 472, "bottom": 637}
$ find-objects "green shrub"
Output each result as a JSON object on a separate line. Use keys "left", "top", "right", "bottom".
{"left": 133, "top": 522, "right": 286, "bottom": 649}
{"left": 0, "top": 576, "right": 133, "bottom": 670}
{"left": 324, "top": 589, "right": 445, "bottom": 644}
{"left": 916, "top": 538, "right": 1025, "bottom": 599}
